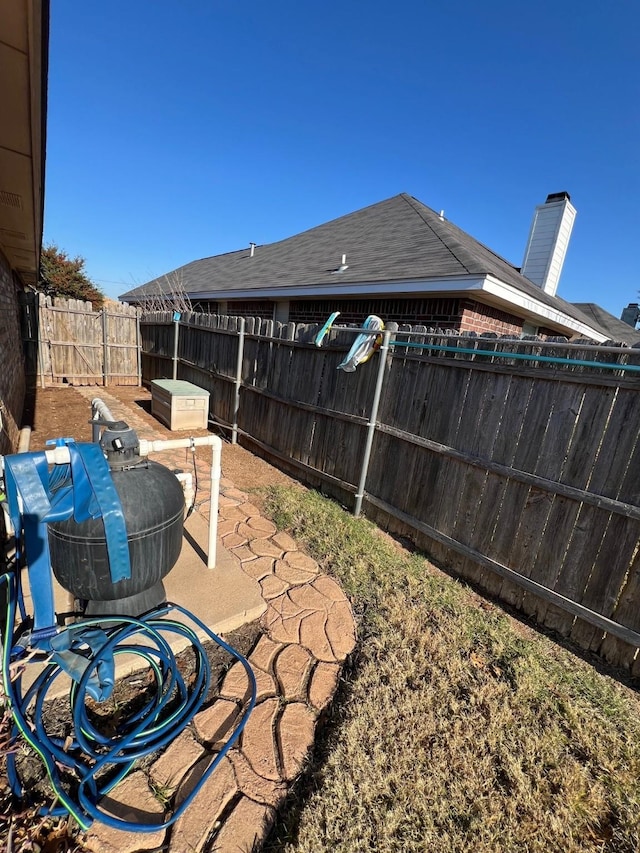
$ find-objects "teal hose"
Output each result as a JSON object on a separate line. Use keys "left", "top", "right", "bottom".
{"left": 0, "top": 570, "right": 257, "bottom": 832}
{"left": 390, "top": 340, "right": 640, "bottom": 372}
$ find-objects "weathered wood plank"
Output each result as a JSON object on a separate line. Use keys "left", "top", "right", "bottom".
{"left": 510, "top": 384, "right": 586, "bottom": 619}
{"left": 591, "top": 519, "right": 640, "bottom": 668}
{"left": 489, "top": 378, "right": 559, "bottom": 607}
{"left": 137, "top": 313, "right": 640, "bottom": 667}
{"left": 364, "top": 492, "right": 640, "bottom": 650}
{"left": 536, "top": 385, "right": 618, "bottom": 636}
{"left": 455, "top": 371, "right": 514, "bottom": 592}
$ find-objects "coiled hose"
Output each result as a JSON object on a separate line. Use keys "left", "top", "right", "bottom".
{"left": 0, "top": 569, "right": 257, "bottom": 832}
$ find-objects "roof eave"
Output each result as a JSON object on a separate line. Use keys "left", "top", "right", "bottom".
{"left": 483, "top": 276, "right": 608, "bottom": 342}
{"left": 125, "top": 271, "right": 608, "bottom": 342}
{"left": 135, "top": 275, "right": 488, "bottom": 303}
{"left": 0, "top": 0, "right": 48, "bottom": 286}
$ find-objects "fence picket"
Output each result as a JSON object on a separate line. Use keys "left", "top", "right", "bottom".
{"left": 26, "top": 296, "right": 139, "bottom": 386}
{"left": 137, "top": 311, "right": 640, "bottom": 670}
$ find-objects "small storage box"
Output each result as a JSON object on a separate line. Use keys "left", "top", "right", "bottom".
{"left": 150, "top": 380, "right": 210, "bottom": 431}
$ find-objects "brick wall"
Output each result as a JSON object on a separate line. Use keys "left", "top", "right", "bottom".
{"left": 205, "top": 294, "right": 563, "bottom": 340}
{"left": 0, "top": 250, "right": 26, "bottom": 454}
{"left": 230, "top": 301, "right": 275, "bottom": 318}
{"left": 190, "top": 300, "right": 220, "bottom": 314}
{"left": 186, "top": 300, "right": 276, "bottom": 319}
{"left": 289, "top": 297, "right": 463, "bottom": 328}
{"left": 459, "top": 299, "right": 524, "bottom": 337}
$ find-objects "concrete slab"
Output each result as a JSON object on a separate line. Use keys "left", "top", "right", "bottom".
{"left": 167, "top": 511, "right": 266, "bottom": 637}
{"left": 17, "top": 510, "right": 266, "bottom": 695}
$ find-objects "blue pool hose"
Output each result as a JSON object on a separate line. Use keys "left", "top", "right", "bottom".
{"left": 1, "top": 566, "right": 257, "bottom": 832}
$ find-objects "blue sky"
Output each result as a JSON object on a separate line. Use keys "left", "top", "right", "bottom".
{"left": 44, "top": 1, "right": 639, "bottom": 317}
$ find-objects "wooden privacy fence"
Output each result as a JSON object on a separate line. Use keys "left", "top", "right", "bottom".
{"left": 141, "top": 311, "right": 640, "bottom": 673}
{"left": 22, "top": 293, "right": 141, "bottom": 386}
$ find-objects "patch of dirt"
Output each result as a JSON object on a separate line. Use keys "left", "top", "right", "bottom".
{"left": 26, "top": 385, "right": 300, "bottom": 510}
{"left": 27, "top": 387, "right": 95, "bottom": 450}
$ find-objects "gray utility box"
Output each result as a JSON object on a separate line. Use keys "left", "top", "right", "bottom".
{"left": 150, "top": 379, "right": 210, "bottom": 430}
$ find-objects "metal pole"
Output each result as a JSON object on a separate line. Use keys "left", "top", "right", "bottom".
{"left": 172, "top": 317, "right": 180, "bottom": 380}
{"left": 354, "top": 330, "right": 391, "bottom": 518}
{"left": 232, "top": 317, "right": 245, "bottom": 445}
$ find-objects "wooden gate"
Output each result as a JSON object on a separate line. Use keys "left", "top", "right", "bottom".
{"left": 24, "top": 293, "right": 141, "bottom": 386}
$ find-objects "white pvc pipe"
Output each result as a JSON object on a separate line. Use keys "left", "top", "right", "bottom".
{"left": 17, "top": 426, "right": 32, "bottom": 454}
{"left": 91, "top": 398, "right": 117, "bottom": 442}
{"left": 138, "top": 435, "right": 222, "bottom": 570}
{"left": 43, "top": 434, "right": 223, "bottom": 570}
{"left": 43, "top": 446, "right": 73, "bottom": 465}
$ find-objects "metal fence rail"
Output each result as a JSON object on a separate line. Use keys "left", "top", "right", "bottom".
{"left": 140, "top": 310, "right": 640, "bottom": 674}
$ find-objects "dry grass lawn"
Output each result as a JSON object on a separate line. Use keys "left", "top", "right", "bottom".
{"left": 262, "top": 487, "right": 640, "bottom": 853}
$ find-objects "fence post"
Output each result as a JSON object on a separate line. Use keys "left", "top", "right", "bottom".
{"left": 232, "top": 317, "right": 246, "bottom": 445}
{"left": 37, "top": 297, "right": 46, "bottom": 388}
{"left": 135, "top": 311, "right": 142, "bottom": 387}
{"left": 101, "top": 309, "right": 109, "bottom": 386}
{"left": 354, "top": 329, "right": 391, "bottom": 518}
{"left": 172, "top": 313, "right": 180, "bottom": 380}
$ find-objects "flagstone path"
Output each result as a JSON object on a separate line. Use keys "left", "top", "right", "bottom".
{"left": 69, "top": 387, "right": 356, "bottom": 853}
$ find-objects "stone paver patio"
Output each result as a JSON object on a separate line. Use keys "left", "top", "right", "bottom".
{"left": 69, "top": 388, "right": 357, "bottom": 853}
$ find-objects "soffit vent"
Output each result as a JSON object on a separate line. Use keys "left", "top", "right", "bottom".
{"left": 0, "top": 190, "right": 23, "bottom": 209}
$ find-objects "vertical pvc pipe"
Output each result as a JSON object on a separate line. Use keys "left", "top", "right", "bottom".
{"left": 207, "top": 437, "right": 222, "bottom": 569}
{"left": 17, "top": 427, "right": 31, "bottom": 453}
{"left": 354, "top": 330, "right": 391, "bottom": 518}
{"left": 91, "top": 398, "right": 116, "bottom": 442}
{"left": 232, "top": 318, "right": 245, "bottom": 445}
{"left": 172, "top": 318, "right": 180, "bottom": 380}
{"left": 136, "top": 436, "right": 222, "bottom": 570}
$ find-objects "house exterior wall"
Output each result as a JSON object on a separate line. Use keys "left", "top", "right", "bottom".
{"left": 191, "top": 300, "right": 221, "bottom": 314}
{"left": 459, "top": 299, "right": 525, "bottom": 336}
{"left": 214, "top": 300, "right": 275, "bottom": 319}
{"left": 189, "top": 294, "right": 566, "bottom": 340}
{"left": 0, "top": 249, "right": 26, "bottom": 454}
{"left": 289, "top": 297, "right": 463, "bottom": 328}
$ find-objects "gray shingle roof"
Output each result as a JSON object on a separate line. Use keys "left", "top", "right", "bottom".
{"left": 120, "top": 193, "right": 591, "bottom": 330}
{"left": 572, "top": 303, "right": 640, "bottom": 345}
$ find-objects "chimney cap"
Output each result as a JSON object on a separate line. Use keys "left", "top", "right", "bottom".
{"left": 545, "top": 191, "right": 571, "bottom": 203}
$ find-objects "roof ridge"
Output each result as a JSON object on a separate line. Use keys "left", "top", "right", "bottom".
{"left": 399, "top": 194, "right": 472, "bottom": 275}
{"left": 262, "top": 193, "right": 409, "bottom": 250}
{"left": 401, "top": 193, "right": 527, "bottom": 277}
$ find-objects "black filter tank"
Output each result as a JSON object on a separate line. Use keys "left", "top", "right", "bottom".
{"left": 48, "top": 421, "right": 185, "bottom": 617}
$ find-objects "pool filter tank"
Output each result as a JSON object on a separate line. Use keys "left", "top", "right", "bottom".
{"left": 48, "top": 420, "right": 184, "bottom": 617}
{"left": 1, "top": 422, "right": 257, "bottom": 833}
